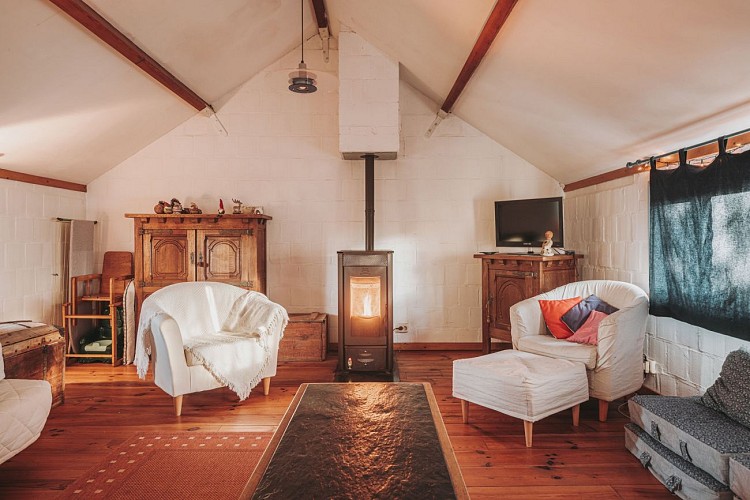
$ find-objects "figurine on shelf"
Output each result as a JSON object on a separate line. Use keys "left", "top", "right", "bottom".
{"left": 171, "top": 198, "right": 183, "bottom": 214}
{"left": 188, "top": 202, "right": 202, "bottom": 214}
{"left": 154, "top": 201, "right": 167, "bottom": 214}
{"left": 231, "top": 198, "right": 243, "bottom": 214}
{"left": 218, "top": 199, "right": 225, "bottom": 215}
{"left": 541, "top": 230, "right": 554, "bottom": 256}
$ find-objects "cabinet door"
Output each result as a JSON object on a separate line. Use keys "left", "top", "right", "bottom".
{"left": 488, "top": 269, "right": 535, "bottom": 340}
{"left": 197, "top": 229, "right": 256, "bottom": 288}
{"left": 144, "top": 229, "right": 195, "bottom": 287}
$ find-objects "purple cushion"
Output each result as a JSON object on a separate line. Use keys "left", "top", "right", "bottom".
{"left": 561, "top": 294, "right": 618, "bottom": 333}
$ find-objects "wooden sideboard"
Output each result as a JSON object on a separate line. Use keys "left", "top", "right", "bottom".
{"left": 125, "top": 214, "right": 270, "bottom": 316}
{"left": 474, "top": 253, "right": 581, "bottom": 353}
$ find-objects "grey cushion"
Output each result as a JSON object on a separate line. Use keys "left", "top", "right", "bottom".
{"left": 629, "top": 395, "right": 750, "bottom": 484}
{"left": 701, "top": 349, "right": 750, "bottom": 428}
{"left": 625, "top": 423, "right": 732, "bottom": 499}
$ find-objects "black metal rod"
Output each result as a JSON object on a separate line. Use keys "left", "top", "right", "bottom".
{"left": 626, "top": 126, "right": 750, "bottom": 169}
{"left": 364, "top": 154, "right": 375, "bottom": 251}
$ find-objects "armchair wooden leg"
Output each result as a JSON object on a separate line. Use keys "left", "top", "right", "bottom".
{"left": 174, "top": 395, "right": 183, "bottom": 417}
{"left": 523, "top": 420, "right": 533, "bottom": 448}
{"left": 572, "top": 404, "right": 580, "bottom": 427}
{"left": 262, "top": 377, "right": 271, "bottom": 396}
{"left": 598, "top": 399, "right": 609, "bottom": 422}
{"left": 461, "top": 399, "right": 469, "bottom": 424}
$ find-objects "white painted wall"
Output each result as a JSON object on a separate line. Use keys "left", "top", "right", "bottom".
{"left": 338, "top": 28, "right": 400, "bottom": 156}
{"left": 0, "top": 179, "right": 86, "bottom": 324}
{"left": 564, "top": 173, "right": 749, "bottom": 396}
{"left": 86, "top": 45, "right": 561, "bottom": 345}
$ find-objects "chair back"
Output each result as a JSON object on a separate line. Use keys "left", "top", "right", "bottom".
{"left": 101, "top": 251, "right": 133, "bottom": 295}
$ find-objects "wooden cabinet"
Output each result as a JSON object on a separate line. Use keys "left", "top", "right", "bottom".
{"left": 126, "top": 214, "right": 270, "bottom": 315}
{"left": 475, "top": 253, "right": 580, "bottom": 353}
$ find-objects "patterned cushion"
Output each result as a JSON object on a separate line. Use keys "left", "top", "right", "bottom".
{"left": 561, "top": 294, "right": 619, "bottom": 332}
{"left": 701, "top": 349, "right": 750, "bottom": 427}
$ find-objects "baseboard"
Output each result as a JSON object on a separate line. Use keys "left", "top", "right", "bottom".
{"left": 328, "top": 342, "right": 483, "bottom": 352}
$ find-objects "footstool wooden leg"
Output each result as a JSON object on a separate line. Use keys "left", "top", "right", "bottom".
{"left": 461, "top": 399, "right": 469, "bottom": 424}
{"left": 598, "top": 399, "right": 609, "bottom": 422}
{"left": 262, "top": 377, "right": 271, "bottom": 396}
{"left": 523, "top": 421, "right": 533, "bottom": 448}
{"left": 572, "top": 404, "right": 580, "bottom": 427}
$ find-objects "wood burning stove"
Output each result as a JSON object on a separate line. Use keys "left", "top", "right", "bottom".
{"left": 338, "top": 154, "right": 394, "bottom": 374}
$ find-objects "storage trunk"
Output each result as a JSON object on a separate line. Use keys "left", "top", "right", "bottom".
{"left": 0, "top": 322, "right": 65, "bottom": 407}
{"left": 278, "top": 313, "right": 327, "bottom": 362}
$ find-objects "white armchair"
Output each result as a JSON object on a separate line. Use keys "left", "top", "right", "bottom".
{"left": 135, "top": 282, "right": 288, "bottom": 416}
{"left": 510, "top": 280, "right": 648, "bottom": 421}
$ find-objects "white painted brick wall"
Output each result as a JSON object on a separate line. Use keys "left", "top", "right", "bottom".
{"left": 565, "top": 172, "right": 749, "bottom": 395}
{"left": 338, "top": 28, "right": 399, "bottom": 155}
{"left": 0, "top": 179, "right": 86, "bottom": 324}
{"left": 87, "top": 44, "right": 561, "bottom": 346}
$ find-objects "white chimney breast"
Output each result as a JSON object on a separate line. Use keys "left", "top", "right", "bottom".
{"left": 339, "top": 28, "right": 399, "bottom": 160}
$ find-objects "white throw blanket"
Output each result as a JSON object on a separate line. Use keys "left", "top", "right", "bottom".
{"left": 135, "top": 286, "right": 288, "bottom": 400}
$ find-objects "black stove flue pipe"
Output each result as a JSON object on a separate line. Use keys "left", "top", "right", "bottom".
{"left": 364, "top": 154, "right": 376, "bottom": 251}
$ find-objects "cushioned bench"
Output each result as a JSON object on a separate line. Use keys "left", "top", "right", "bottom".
{"left": 453, "top": 349, "right": 588, "bottom": 447}
{"left": 0, "top": 343, "right": 52, "bottom": 464}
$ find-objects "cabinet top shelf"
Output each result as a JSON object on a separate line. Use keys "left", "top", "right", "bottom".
{"left": 473, "top": 253, "right": 582, "bottom": 260}
{"left": 125, "top": 213, "right": 272, "bottom": 221}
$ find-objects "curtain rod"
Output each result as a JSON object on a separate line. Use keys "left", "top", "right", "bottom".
{"left": 55, "top": 218, "right": 97, "bottom": 224}
{"left": 625, "top": 126, "right": 750, "bottom": 169}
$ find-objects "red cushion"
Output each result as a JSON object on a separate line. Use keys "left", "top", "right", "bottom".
{"left": 538, "top": 297, "right": 583, "bottom": 339}
{"left": 565, "top": 310, "right": 608, "bottom": 345}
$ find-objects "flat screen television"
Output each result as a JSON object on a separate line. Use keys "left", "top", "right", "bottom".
{"left": 495, "top": 197, "right": 563, "bottom": 250}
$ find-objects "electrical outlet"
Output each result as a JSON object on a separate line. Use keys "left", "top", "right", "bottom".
{"left": 644, "top": 360, "right": 650, "bottom": 374}
{"left": 648, "top": 360, "right": 658, "bottom": 374}
{"left": 394, "top": 324, "right": 409, "bottom": 334}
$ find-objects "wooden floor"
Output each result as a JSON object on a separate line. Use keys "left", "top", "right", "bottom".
{"left": 0, "top": 351, "right": 671, "bottom": 499}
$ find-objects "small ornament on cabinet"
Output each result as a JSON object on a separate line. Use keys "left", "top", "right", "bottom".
{"left": 154, "top": 201, "right": 167, "bottom": 214}
{"left": 218, "top": 199, "right": 225, "bottom": 215}
{"left": 188, "top": 202, "right": 202, "bottom": 214}
{"left": 231, "top": 198, "right": 243, "bottom": 214}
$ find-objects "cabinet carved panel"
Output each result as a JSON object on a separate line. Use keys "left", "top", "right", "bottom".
{"left": 127, "top": 214, "right": 270, "bottom": 319}
{"left": 476, "top": 253, "right": 580, "bottom": 353}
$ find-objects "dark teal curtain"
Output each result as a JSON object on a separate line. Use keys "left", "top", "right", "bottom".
{"left": 650, "top": 139, "right": 750, "bottom": 341}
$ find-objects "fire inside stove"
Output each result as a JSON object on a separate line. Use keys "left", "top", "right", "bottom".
{"left": 350, "top": 277, "right": 381, "bottom": 337}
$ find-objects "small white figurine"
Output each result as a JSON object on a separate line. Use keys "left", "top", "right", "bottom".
{"left": 541, "top": 230, "right": 554, "bottom": 256}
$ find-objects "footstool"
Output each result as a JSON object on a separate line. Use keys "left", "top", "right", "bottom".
{"left": 453, "top": 350, "right": 588, "bottom": 447}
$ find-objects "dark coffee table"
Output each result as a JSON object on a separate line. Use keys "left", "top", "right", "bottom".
{"left": 241, "top": 382, "right": 468, "bottom": 499}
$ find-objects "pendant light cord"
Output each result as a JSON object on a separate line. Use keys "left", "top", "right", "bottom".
{"left": 300, "top": 0, "right": 304, "bottom": 64}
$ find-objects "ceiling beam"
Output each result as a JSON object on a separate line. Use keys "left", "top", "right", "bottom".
{"left": 440, "top": 0, "right": 518, "bottom": 113}
{"left": 48, "top": 0, "right": 210, "bottom": 111}
{"left": 0, "top": 168, "right": 87, "bottom": 192}
{"left": 310, "top": 0, "right": 328, "bottom": 29}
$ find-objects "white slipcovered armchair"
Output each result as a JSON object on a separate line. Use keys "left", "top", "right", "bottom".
{"left": 135, "top": 282, "right": 288, "bottom": 416}
{"left": 510, "top": 280, "right": 648, "bottom": 422}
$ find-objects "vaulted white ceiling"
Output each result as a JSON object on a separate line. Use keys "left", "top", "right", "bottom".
{"left": 3, "top": 0, "right": 750, "bottom": 185}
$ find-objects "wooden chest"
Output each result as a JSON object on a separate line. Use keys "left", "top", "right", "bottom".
{"left": 0, "top": 322, "right": 65, "bottom": 407}
{"left": 278, "top": 313, "right": 327, "bottom": 362}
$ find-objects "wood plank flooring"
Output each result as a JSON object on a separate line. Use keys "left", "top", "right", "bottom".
{"left": 0, "top": 351, "right": 670, "bottom": 499}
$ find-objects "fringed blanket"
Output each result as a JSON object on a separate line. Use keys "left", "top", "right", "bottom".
{"left": 135, "top": 286, "right": 288, "bottom": 400}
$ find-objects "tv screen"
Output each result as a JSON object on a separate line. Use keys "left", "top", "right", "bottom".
{"left": 495, "top": 197, "right": 563, "bottom": 248}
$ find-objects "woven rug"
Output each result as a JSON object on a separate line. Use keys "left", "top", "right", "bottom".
{"left": 59, "top": 432, "right": 270, "bottom": 499}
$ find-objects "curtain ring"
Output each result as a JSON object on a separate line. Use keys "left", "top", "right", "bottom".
{"left": 718, "top": 136, "right": 726, "bottom": 155}
{"left": 649, "top": 157, "right": 656, "bottom": 170}
{"left": 678, "top": 149, "right": 688, "bottom": 165}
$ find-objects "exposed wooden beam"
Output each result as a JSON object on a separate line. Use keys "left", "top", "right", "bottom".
{"left": 310, "top": 0, "right": 328, "bottom": 29}
{"left": 48, "top": 0, "right": 209, "bottom": 111}
{"left": 0, "top": 168, "right": 87, "bottom": 192}
{"left": 563, "top": 165, "right": 649, "bottom": 193}
{"left": 440, "top": 0, "right": 518, "bottom": 113}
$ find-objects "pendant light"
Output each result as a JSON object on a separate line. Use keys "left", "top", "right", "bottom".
{"left": 289, "top": 0, "right": 317, "bottom": 93}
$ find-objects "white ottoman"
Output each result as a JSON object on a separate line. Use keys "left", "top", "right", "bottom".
{"left": 453, "top": 350, "right": 588, "bottom": 447}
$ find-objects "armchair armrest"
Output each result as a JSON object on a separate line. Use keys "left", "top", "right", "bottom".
{"left": 510, "top": 296, "right": 546, "bottom": 349}
{"left": 149, "top": 313, "right": 191, "bottom": 397}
